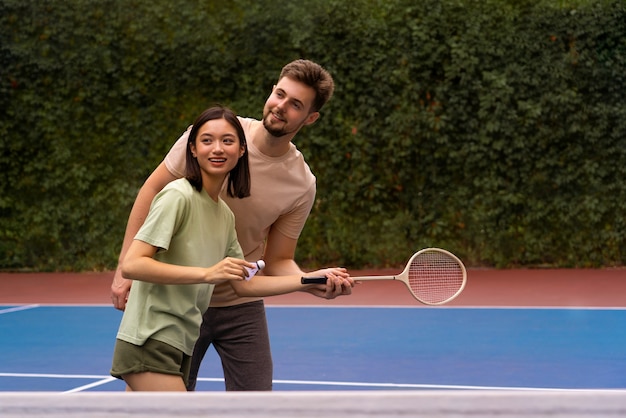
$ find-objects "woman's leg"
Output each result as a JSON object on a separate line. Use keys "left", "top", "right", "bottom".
{"left": 123, "top": 372, "right": 187, "bottom": 391}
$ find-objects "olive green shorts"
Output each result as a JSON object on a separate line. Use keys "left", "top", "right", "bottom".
{"left": 110, "top": 338, "right": 191, "bottom": 387}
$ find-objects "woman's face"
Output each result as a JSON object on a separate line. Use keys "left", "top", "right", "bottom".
{"left": 190, "top": 118, "right": 244, "bottom": 177}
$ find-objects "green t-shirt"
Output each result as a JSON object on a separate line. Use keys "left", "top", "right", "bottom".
{"left": 116, "top": 178, "right": 244, "bottom": 355}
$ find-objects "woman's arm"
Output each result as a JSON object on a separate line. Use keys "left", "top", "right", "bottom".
{"left": 122, "top": 240, "right": 249, "bottom": 285}
{"left": 230, "top": 267, "right": 352, "bottom": 297}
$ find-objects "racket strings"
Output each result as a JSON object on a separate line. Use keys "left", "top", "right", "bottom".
{"left": 408, "top": 252, "right": 465, "bottom": 304}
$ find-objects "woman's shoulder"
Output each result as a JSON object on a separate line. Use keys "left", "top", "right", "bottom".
{"left": 158, "top": 178, "right": 196, "bottom": 203}
{"left": 163, "top": 178, "right": 193, "bottom": 193}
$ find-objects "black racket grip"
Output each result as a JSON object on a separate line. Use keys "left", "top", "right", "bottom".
{"left": 301, "top": 276, "right": 328, "bottom": 284}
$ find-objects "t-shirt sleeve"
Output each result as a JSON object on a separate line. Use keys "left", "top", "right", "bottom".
{"left": 134, "top": 188, "right": 187, "bottom": 251}
{"left": 163, "top": 126, "right": 192, "bottom": 178}
{"left": 272, "top": 180, "right": 316, "bottom": 239}
{"left": 225, "top": 213, "right": 245, "bottom": 260}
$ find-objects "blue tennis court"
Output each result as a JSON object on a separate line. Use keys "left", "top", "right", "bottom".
{"left": 2, "top": 304, "right": 625, "bottom": 392}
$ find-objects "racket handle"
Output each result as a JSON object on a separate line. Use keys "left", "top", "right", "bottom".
{"left": 301, "top": 276, "right": 327, "bottom": 284}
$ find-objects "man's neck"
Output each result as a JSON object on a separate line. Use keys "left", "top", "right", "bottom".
{"left": 251, "top": 120, "right": 294, "bottom": 157}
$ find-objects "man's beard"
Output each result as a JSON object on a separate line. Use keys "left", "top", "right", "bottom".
{"left": 262, "top": 110, "right": 302, "bottom": 137}
{"left": 263, "top": 120, "right": 288, "bottom": 137}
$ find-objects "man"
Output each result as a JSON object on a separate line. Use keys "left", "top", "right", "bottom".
{"left": 111, "top": 59, "right": 353, "bottom": 391}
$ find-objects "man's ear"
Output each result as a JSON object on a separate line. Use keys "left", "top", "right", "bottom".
{"left": 304, "top": 111, "right": 320, "bottom": 126}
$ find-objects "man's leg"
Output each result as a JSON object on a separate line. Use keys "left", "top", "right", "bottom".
{"left": 210, "top": 301, "right": 273, "bottom": 391}
{"left": 187, "top": 310, "right": 216, "bottom": 391}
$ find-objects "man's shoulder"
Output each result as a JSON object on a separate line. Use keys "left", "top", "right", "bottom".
{"left": 237, "top": 116, "right": 260, "bottom": 133}
{"left": 288, "top": 144, "right": 315, "bottom": 177}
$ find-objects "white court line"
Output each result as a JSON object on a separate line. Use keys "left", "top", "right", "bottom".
{"left": 0, "top": 304, "right": 40, "bottom": 314}
{"left": 0, "top": 372, "right": 616, "bottom": 392}
{"left": 0, "top": 373, "right": 119, "bottom": 393}
{"left": 270, "top": 379, "right": 599, "bottom": 391}
{"left": 0, "top": 373, "right": 110, "bottom": 379}
{"left": 201, "top": 377, "right": 601, "bottom": 392}
{"left": 64, "top": 377, "right": 118, "bottom": 393}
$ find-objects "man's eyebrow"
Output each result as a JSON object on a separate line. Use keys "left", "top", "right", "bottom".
{"left": 276, "top": 88, "right": 305, "bottom": 107}
{"left": 289, "top": 96, "right": 305, "bottom": 108}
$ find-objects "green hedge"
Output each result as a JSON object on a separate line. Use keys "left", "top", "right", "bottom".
{"left": 2, "top": 0, "right": 625, "bottom": 270}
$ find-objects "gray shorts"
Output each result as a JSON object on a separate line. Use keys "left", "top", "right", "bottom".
{"left": 188, "top": 300, "right": 272, "bottom": 391}
{"left": 111, "top": 338, "right": 192, "bottom": 387}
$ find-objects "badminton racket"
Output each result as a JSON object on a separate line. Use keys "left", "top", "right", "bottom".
{"left": 301, "top": 248, "right": 467, "bottom": 305}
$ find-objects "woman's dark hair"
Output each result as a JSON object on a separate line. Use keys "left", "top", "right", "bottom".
{"left": 185, "top": 106, "right": 251, "bottom": 198}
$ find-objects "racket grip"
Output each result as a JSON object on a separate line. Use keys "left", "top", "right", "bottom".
{"left": 301, "top": 276, "right": 328, "bottom": 284}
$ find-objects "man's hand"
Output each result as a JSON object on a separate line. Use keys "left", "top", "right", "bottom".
{"left": 303, "top": 267, "right": 354, "bottom": 300}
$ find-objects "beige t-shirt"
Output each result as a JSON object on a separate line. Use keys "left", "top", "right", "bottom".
{"left": 164, "top": 117, "right": 316, "bottom": 306}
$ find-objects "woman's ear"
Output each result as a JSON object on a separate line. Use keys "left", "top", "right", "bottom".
{"left": 189, "top": 142, "right": 197, "bottom": 158}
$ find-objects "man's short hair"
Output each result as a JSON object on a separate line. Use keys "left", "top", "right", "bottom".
{"left": 279, "top": 59, "right": 335, "bottom": 112}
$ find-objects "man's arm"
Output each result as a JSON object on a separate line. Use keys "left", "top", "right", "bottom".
{"left": 262, "top": 226, "right": 353, "bottom": 299}
{"left": 110, "top": 161, "right": 177, "bottom": 310}
{"left": 262, "top": 226, "right": 304, "bottom": 276}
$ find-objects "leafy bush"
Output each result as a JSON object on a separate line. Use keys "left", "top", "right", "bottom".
{"left": 1, "top": 0, "right": 624, "bottom": 270}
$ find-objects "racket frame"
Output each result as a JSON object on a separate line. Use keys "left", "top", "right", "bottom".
{"left": 301, "top": 248, "right": 467, "bottom": 305}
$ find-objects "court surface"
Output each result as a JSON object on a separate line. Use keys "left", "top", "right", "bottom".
{"left": 1, "top": 268, "right": 625, "bottom": 393}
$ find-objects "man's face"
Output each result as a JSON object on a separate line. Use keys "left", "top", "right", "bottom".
{"left": 262, "top": 77, "right": 320, "bottom": 137}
